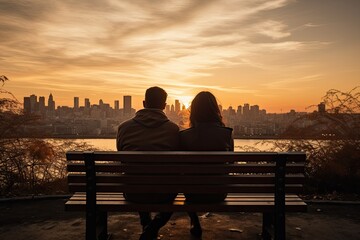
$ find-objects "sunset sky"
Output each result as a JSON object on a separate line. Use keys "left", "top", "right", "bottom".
{"left": 1, "top": 0, "right": 359, "bottom": 112}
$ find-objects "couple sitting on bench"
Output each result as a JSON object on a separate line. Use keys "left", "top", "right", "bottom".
{"left": 117, "top": 86, "right": 233, "bottom": 240}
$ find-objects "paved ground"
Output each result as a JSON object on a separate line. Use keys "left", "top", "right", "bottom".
{"left": 0, "top": 198, "right": 360, "bottom": 240}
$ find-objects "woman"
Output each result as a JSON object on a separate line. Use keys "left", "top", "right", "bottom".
{"left": 180, "top": 91, "right": 234, "bottom": 238}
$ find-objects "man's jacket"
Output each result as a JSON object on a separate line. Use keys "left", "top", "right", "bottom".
{"left": 117, "top": 108, "right": 179, "bottom": 151}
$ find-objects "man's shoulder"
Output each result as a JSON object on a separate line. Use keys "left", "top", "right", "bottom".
{"left": 164, "top": 119, "right": 179, "bottom": 131}
{"left": 118, "top": 118, "right": 135, "bottom": 130}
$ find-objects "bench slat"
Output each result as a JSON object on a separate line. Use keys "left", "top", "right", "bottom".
{"left": 66, "top": 151, "right": 306, "bottom": 162}
{"left": 67, "top": 163, "right": 305, "bottom": 174}
{"left": 68, "top": 183, "right": 303, "bottom": 193}
{"left": 65, "top": 200, "right": 306, "bottom": 213}
{"left": 68, "top": 173, "right": 305, "bottom": 184}
{"left": 69, "top": 193, "right": 305, "bottom": 202}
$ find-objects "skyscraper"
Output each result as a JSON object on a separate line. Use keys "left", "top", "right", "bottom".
{"left": 29, "top": 94, "right": 37, "bottom": 113}
{"left": 85, "top": 98, "right": 90, "bottom": 109}
{"left": 23, "top": 97, "right": 31, "bottom": 113}
{"left": 175, "top": 99, "right": 180, "bottom": 113}
{"left": 243, "top": 103, "right": 250, "bottom": 117}
{"left": 39, "top": 96, "right": 46, "bottom": 114}
{"left": 123, "top": 96, "right": 131, "bottom": 116}
{"left": 250, "top": 105, "right": 259, "bottom": 116}
{"left": 165, "top": 104, "right": 170, "bottom": 115}
{"left": 237, "top": 105, "right": 242, "bottom": 116}
{"left": 74, "top": 97, "right": 79, "bottom": 109}
{"left": 48, "top": 93, "right": 55, "bottom": 112}
{"left": 114, "top": 100, "right": 119, "bottom": 110}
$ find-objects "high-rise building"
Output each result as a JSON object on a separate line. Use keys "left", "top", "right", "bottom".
{"left": 165, "top": 104, "right": 170, "bottom": 115}
{"left": 175, "top": 99, "right": 180, "bottom": 113}
{"left": 114, "top": 100, "right": 119, "bottom": 110}
{"left": 237, "top": 105, "right": 242, "bottom": 116}
{"left": 228, "top": 106, "right": 236, "bottom": 116}
{"left": 74, "top": 97, "right": 79, "bottom": 109}
{"left": 85, "top": 98, "right": 90, "bottom": 108}
{"left": 29, "top": 94, "right": 37, "bottom": 113}
{"left": 23, "top": 97, "right": 31, "bottom": 113}
{"left": 39, "top": 96, "right": 46, "bottom": 113}
{"left": 123, "top": 96, "right": 131, "bottom": 116}
{"left": 243, "top": 103, "right": 250, "bottom": 117}
{"left": 250, "top": 105, "right": 259, "bottom": 116}
{"left": 48, "top": 93, "right": 55, "bottom": 112}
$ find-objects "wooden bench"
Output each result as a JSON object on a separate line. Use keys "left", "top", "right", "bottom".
{"left": 65, "top": 151, "right": 307, "bottom": 240}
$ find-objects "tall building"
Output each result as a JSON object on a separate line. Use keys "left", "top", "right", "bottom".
{"left": 237, "top": 105, "right": 242, "bottom": 116}
{"left": 123, "top": 96, "right": 131, "bottom": 116}
{"left": 250, "top": 105, "right": 259, "bottom": 116}
{"left": 48, "top": 93, "right": 55, "bottom": 112}
{"left": 175, "top": 100, "right": 180, "bottom": 113}
{"left": 23, "top": 97, "right": 31, "bottom": 113}
{"left": 39, "top": 96, "right": 46, "bottom": 114}
{"left": 29, "top": 94, "right": 37, "bottom": 113}
{"left": 74, "top": 97, "right": 79, "bottom": 109}
{"left": 85, "top": 98, "right": 90, "bottom": 108}
{"left": 243, "top": 103, "right": 250, "bottom": 117}
{"left": 165, "top": 104, "right": 170, "bottom": 115}
{"left": 218, "top": 105, "right": 223, "bottom": 112}
{"left": 114, "top": 100, "right": 119, "bottom": 110}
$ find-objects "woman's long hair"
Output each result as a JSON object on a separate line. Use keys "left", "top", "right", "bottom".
{"left": 189, "top": 91, "right": 224, "bottom": 127}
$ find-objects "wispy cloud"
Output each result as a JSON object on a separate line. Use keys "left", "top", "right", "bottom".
{"left": 0, "top": 0, "right": 330, "bottom": 104}
{"left": 262, "top": 74, "right": 324, "bottom": 90}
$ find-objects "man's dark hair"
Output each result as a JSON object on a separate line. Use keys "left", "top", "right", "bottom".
{"left": 145, "top": 86, "right": 167, "bottom": 109}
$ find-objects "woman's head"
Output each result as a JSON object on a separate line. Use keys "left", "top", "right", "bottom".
{"left": 189, "top": 91, "right": 224, "bottom": 127}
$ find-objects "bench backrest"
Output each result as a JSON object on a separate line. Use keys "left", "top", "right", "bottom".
{"left": 66, "top": 151, "right": 306, "bottom": 195}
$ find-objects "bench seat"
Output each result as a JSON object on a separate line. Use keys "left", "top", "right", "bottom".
{"left": 66, "top": 193, "right": 307, "bottom": 213}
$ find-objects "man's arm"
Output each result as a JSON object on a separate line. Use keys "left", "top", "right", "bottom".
{"left": 116, "top": 125, "right": 123, "bottom": 151}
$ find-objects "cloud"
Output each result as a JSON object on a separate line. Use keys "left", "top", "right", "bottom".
{"left": 0, "top": 0, "right": 328, "bottom": 96}
{"left": 253, "top": 20, "right": 291, "bottom": 39}
{"left": 261, "top": 74, "right": 324, "bottom": 90}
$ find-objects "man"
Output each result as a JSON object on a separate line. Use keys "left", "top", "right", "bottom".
{"left": 117, "top": 86, "right": 179, "bottom": 240}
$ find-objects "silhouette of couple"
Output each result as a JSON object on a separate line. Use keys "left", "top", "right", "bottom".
{"left": 117, "top": 87, "right": 233, "bottom": 240}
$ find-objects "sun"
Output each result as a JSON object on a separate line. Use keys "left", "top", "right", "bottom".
{"left": 177, "top": 95, "right": 193, "bottom": 109}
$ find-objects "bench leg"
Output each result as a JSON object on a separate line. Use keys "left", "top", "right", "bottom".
{"left": 274, "top": 211, "right": 285, "bottom": 240}
{"left": 262, "top": 213, "right": 273, "bottom": 240}
{"left": 97, "top": 211, "right": 111, "bottom": 240}
{"left": 86, "top": 210, "right": 96, "bottom": 240}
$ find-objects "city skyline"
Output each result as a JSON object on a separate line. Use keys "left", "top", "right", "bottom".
{"left": 19, "top": 92, "right": 342, "bottom": 139}
{"left": 23, "top": 92, "right": 301, "bottom": 114}
{"left": 1, "top": 0, "right": 359, "bottom": 112}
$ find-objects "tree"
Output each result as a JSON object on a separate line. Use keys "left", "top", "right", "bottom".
{"left": 0, "top": 77, "right": 95, "bottom": 196}
{"left": 262, "top": 87, "right": 360, "bottom": 193}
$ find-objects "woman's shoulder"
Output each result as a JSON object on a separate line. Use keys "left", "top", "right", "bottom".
{"left": 210, "top": 124, "right": 233, "bottom": 134}
{"left": 179, "top": 127, "right": 195, "bottom": 135}
{"left": 180, "top": 124, "right": 232, "bottom": 135}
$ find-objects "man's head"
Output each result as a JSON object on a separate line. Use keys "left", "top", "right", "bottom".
{"left": 143, "top": 86, "right": 167, "bottom": 110}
